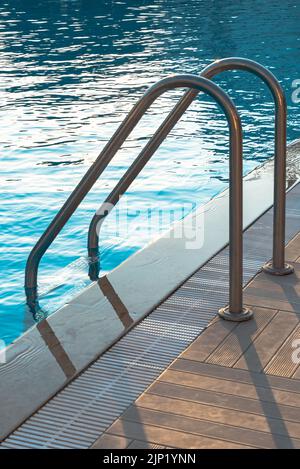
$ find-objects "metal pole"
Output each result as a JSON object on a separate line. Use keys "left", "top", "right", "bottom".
{"left": 201, "top": 58, "right": 293, "bottom": 277}
{"left": 89, "top": 58, "right": 294, "bottom": 281}
{"left": 25, "top": 74, "right": 252, "bottom": 321}
{"left": 88, "top": 77, "right": 252, "bottom": 321}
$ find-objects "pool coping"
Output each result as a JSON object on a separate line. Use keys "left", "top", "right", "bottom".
{"left": 0, "top": 140, "right": 300, "bottom": 441}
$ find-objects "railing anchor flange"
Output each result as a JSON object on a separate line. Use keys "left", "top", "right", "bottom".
{"left": 262, "top": 261, "right": 294, "bottom": 276}
{"left": 218, "top": 306, "right": 253, "bottom": 322}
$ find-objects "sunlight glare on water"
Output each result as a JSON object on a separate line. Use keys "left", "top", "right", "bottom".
{"left": 0, "top": 0, "right": 300, "bottom": 344}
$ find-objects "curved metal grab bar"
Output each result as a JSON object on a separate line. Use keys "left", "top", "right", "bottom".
{"left": 25, "top": 74, "right": 252, "bottom": 321}
{"left": 202, "top": 58, "right": 293, "bottom": 276}
{"left": 88, "top": 57, "right": 294, "bottom": 281}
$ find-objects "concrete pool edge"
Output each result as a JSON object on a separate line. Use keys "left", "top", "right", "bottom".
{"left": 0, "top": 140, "right": 300, "bottom": 441}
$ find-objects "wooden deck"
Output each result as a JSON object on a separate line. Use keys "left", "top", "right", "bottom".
{"left": 92, "top": 232, "right": 300, "bottom": 449}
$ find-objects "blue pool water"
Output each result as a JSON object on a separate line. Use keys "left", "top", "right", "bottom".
{"left": 1, "top": 0, "right": 300, "bottom": 345}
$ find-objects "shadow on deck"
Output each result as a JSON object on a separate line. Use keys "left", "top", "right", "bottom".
{"left": 94, "top": 233, "right": 300, "bottom": 449}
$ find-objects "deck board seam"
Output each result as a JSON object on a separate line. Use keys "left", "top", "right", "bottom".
{"left": 146, "top": 387, "right": 300, "bottom": 423}
{"left": 108, "top": 419, "right": 261, "bottom": 449}
{"left": 114, "top": 413, "right": 296, "bottom": 449}
{"left": 262, "top": 321, "right": 300, "bottom": 375}
{"left": 133, "top": 393, "right": 300, "bottom": 425}
{"left": 229, "top": 309, "right": 279, "bottom": 369}
{"left": 159, "top": 369, "right": 300, "bottom": 395}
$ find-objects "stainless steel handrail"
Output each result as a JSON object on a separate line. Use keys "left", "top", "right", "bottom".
{"left": 88, "top": 57, "right": 294, "bottom": 282}
{"left": 202, "top": 58, "right": 294, "bottom": 276}
{"left": 25, "top": 74, "right": 252, "bottom": 321}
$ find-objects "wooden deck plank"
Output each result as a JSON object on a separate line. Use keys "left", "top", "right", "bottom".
{"left": 170, "top": 360, "right": 300, "bottom": 392}
{"left": 264, "top": 324, "right": 300, "bottom": 377}
{"left": 94, "top": 226, "right": 300, "bottom": 449}
{"left": 107, "top": 418, "right": 255, "bottom": 449}
{"left": 134, "top": 392, "right": 300, "bottom": 438}
{"left": 91, "top": 434, "right": 132, "bottom": 449}
{"left": 159, "top": 369, "right": 300, "bottom": 407}
{"left": 292, "top": 365, "right": 300, "bottom": 379}
{"left": 180, "top": 318, "right": 238, "bottom": 362}
{"left": 106, "top": 420, "right": 252, "bottom": 449}
{"left": 127, "top": 440, "right": 166, "bottom": 449}
{"left": 243, "top": 295, "right": 300, "bottom": 313}
{"left": 148, "top": 381, "right": 300, "bottom": 423}
{"left": 243, "top": 264, "right": 300, "bottom": 313}
{"left": 234, "top": 311, "right": 300, "bottom": 372}
{"left": 286, "top": 233, "right": 300, "bottom": 261}
{"left": 206, "top": 307, "right": 276, "bottom": 367}
{"left": 118, "top": 406, "right": 300, "bottom": 449}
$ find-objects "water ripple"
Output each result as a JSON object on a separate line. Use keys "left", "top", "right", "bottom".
{"left": 1, "top": 0, "right": 300, "bottom": 344}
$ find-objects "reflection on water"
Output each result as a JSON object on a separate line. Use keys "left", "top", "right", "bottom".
{"left": 1, "top": 0, "right": 300, "bottom": 343}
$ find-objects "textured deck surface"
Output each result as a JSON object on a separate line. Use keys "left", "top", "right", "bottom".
{"left": 93, "top": 232, "right": 300, "bottom": 449}
{"left": 2, "top": 183, "right": 300, "bottom": 449}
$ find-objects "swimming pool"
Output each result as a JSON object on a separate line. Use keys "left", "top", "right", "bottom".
{"left": 1, "top": 0, "right": 300, "bottom": 345}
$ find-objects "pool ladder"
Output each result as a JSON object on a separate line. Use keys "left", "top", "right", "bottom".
{"left": 25, "top": 57, "right": 294, "bottom": 321}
